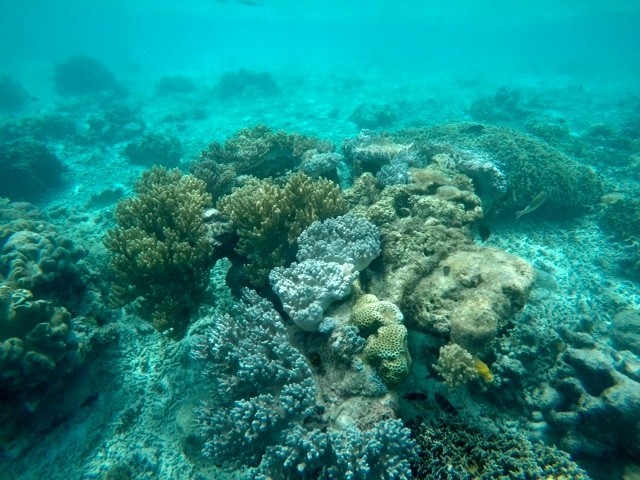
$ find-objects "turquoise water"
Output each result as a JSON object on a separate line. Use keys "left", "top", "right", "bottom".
{"left": 1, "top": 1, "right": 639, "bottom": 479}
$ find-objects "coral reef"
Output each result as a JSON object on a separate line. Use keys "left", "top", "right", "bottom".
{"left": 0, "top": 75, "right": 29, "bottom": 112}
{"left": 215, "top": 69, "right": 279, "bottom": 98}
{"left": 393, "top": 123, "right": 604, "bottom": 218}
{"left": 86, "top": 103, "right": 145, "bottom": 144}
{"left": 194, "top": 289, "right": 418, "bottom": 478}
{"left": 0, "top": 139, "right": 65, "bottom": 202}
{"left": 531, "top": 341, "right": 640, "bottom": 460}
{"left": 0, "top": 114, "right": 77, "bottom": 143}
{"left": 343, "top": 130, "right": 419, "bottom": 179}
{"left": 218, "top": 172, "right": 347, "bottom": 288}
{"left": 104, "top": 166, "right": 212, "bottom": 338}
{"left": 53, "top": 55, "right": 125, "bottom": 97}
{"left": 599, "top": 193, "right": 640, "bottom": 279}
{"left": 468, "top": 87, "right": 529, "bottom": 123}
{"left": 123, "top": 132, "right": 182, "bottom": 167}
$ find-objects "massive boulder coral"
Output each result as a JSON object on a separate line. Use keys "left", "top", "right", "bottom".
{"left": 0, "top": 139, "right": 65, "bottom": 202}
{"left": 218, "top": 172, "right": 347, "bottom": 288}
{"left": 1, "top": 228, "right": 86, "bottom": 295}
{"left": 393, "top": 123, "right": 604, "bottom": 219}
{"left": 403, "top": 247, "right": 535, "bottom": 353}
{"left": 104, "top": 166, "right": 213, "bottom": 338}
{"left": 0, "top": 285, "right": 84, "bottom": 405}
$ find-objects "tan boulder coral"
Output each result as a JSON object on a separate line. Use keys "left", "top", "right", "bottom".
{"left": 349, "top": 294, "right": 411, "bottom": 385}
{"left": 350, "top": 293, "right": 403, "bottom": 335}
{"left": 403, "top": 247, "right": 534, "bottom": 353}
{"left": 363, "top": 323, "right": 411, "bottom": 386}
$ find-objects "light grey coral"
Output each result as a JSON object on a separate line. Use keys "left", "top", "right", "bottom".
{"left": 297, "top": 213, "right": 380, "bottom": 272}
{"left": 271, "top": 213, "right": 381, "bottom": 331}
{"left": 270, "top": 260, "right": 358, "bottom": 331}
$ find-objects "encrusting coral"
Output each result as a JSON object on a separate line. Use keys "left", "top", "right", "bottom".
{"left": 104, "top": 166, "right": 213, "bottom": 338}
{"left": 218, "top": 171, "right": 347, "bottom": 288}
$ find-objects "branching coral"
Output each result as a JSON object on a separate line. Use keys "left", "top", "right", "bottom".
{"left": 413, "top": 417, "right": 590, "bottom": 479}
{"left": 218, "top": 172, "right": 347, "bottom": 288}
{"left": 104, "top": 166, "right": 212, "bottom": 338}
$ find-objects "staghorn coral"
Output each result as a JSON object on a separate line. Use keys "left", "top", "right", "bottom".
{"left": 104, "top": 166, "right": 212, "bottom": 338}
{"left": 218, "top": 172, "right": 347, "bottom": 288}
{"left": 413, "top": 416, "right": 590, "bottom": 479}
{"left": 193, "top": 289, "right": 316, "bottom": 467}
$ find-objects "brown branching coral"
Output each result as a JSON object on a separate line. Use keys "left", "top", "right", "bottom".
{"left": 104, "top": 166, "right": 213, "bottom": 338}
{"left": 217, "top": 172, "right": 347, "bottom": 288}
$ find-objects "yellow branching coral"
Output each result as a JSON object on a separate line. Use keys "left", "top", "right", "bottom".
{"left": 104, "top": 166, "right": 212, "bottom": 338}
{"left": 218, "top": 172, "right": 347, "bottom": 288}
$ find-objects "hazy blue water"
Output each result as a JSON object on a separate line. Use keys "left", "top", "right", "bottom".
{"left": 2, "top": 0, "right": 640, "bottom": 82}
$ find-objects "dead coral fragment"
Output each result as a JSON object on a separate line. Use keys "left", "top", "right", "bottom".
{"left": 104, "top": 166, "right": 212, "bottom": 338}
